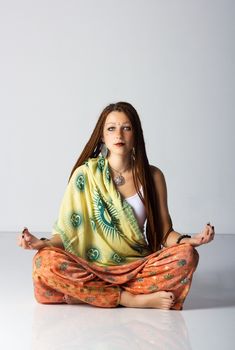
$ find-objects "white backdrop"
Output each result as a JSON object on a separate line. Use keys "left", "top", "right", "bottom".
{"left": 0, "top": 0, "right": 234, "bottom": 234}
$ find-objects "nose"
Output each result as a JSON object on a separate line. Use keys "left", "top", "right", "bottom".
{"left": 115, "top": 128, "right": 123, "bottom": 139}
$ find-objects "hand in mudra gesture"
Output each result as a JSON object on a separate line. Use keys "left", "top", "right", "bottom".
{"left": 17, "top": 228, "right": 44, "bottom": 250}
{"left": 183, "top": 223, "right": 215, "bottom": 247}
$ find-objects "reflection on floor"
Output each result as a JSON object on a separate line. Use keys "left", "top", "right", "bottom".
{"left": 0, "top": 233, "right": 234, "bottom": 350}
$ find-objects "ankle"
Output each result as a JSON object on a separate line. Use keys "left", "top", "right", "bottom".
{"left": 120, "top": 291, "right": 139, "bottom": 307}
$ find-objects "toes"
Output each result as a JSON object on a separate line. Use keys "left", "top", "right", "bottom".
{"left": 167, "top": 292, "right": 176, "bottom": 308}
{"left": 162, "top": 301, "right": 173, "bottom": 310}
{"left": 161, "top": 293, "right": 176, "bottom": 310}
{"left": 168, "top": 292, "right": 175, "bottom": 300}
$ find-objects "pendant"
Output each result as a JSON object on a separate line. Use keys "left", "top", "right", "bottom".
{"left": 113, "top": 175, "right": 125, "bottom": 186}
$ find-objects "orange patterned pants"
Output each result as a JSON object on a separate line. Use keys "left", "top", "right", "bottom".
{"left": 32, "top": 243, "right": 199, "bottom": 310}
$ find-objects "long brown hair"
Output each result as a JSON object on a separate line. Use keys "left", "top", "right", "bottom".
{"left": 69, "top": 101, "right": 164, "bottom": 252}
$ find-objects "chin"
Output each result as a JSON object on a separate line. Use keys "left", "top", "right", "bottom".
{"left": 110, "top": 149, "right": 131, "bottom": 157}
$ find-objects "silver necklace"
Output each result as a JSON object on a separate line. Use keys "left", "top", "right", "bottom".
{"left": 109, "top": 165, "right": 130, "bottom": 186}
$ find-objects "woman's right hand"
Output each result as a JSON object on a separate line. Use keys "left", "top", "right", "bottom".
{"left": 17, "top": 227, "right": 45, "bottom": 250}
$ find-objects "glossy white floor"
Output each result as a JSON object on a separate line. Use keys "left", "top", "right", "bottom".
{"left": 0, "top": 233, "right": 234, "bottom": 350}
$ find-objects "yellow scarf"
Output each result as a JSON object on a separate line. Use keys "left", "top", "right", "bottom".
{"left": 52, "top": 157, "right": 150, "bottom": 266}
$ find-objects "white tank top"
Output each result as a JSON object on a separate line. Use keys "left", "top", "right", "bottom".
{"left": 125, "top": 189, "right": 147, "bottom": 236}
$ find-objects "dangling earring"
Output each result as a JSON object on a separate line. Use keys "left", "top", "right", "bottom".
{"left": 131, "top": 147, "right": 136, "bottom": 162}
{"left": 101, "top": 143, "right": 109, "bottom": 158}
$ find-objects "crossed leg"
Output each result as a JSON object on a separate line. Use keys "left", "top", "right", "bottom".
{"left": 33, "top": 243, "right": 199, "bottom": 310}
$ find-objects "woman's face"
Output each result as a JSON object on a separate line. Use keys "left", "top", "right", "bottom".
{"left": 102, "top": 111, "right": 134, "bottom": 157}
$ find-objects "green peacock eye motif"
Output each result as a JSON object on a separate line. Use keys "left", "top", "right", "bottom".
{"left": 70, "top": 212, "right": 82, "bottom": 228}
{"left": 86, "top": 248, "right": 100, "bottom": 261}
{"left": 93, "top": 190, "right": 122, "bottom": 240}
{"left": 90, "top": 218, "right": 96, "bottom": 231}
{"left": 45, "top": 290, "right": 54, "bottom": 297}
{"left": 76, "top": 173, "right": 85, "bottom": 191}
{"left": 105, "top": 168, "right": 111, "bottom": 182}
{"left": 148, "top": 284, "right": 159, "bottom": 291}
{"left": 180, "top": 277, "right": 190, "bottom": 285}
{"left": 60, "top": 262, "right": 69, "bottom": 271}
{"left": 97, "top": 158, "right": 105, "bottom": 172}
{"left": 164, "top": 273, "right": 174, "bottom": 280}
{"left": 35, "top": 257, "right": 42, "bottom": 269}
{"left": 137, "top": 277, "right": 144, "bottom": 282}
{"left": 178, "top": 259, "right": 187, "bottom": 266}
{"left": 111, "top": 252, "right": 125, "bottom": 264}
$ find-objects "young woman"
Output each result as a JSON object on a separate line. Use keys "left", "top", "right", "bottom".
{"left": 18, "top": 101, "right": 214, "bottom": 310}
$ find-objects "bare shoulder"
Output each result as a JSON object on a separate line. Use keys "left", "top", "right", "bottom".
{"left": 150, "top": 165, "right": 168, "bottom": 197}
{"left": 150, "top": 165, "right": 165, "bottom": 183}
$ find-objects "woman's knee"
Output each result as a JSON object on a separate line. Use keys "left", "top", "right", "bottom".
{"left": 33, "top": 250, "right": 47, "bottom": 271}
{"left": 33, "top": 249, "right": 58, "bottom": 273}
{"left": 34, "top": 294, "right": 49, "bottom": 304}
{"left": 178, "top": 243, "right": 199, "bottom": 268}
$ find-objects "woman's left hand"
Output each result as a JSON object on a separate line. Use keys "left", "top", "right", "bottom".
{"left": 182, "top": 223, "right": 215, "bottom": 247}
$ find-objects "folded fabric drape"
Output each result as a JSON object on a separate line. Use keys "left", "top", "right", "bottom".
{"left": 34, "top": 156, "right": 199, "bottom": 310}
{"left": 52, "top": 156, "right": 150, "bottom": 266}
{"left": 33, "top": 243, "right": 199, "bottom": 310}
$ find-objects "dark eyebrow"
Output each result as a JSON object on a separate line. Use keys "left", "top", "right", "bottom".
{"left": 105, "top": 122, "right": 131, "bottom": 125}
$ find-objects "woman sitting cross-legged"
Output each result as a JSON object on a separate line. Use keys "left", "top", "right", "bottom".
{"left": 18, "top": 101, "right": 214, "bottom": 310}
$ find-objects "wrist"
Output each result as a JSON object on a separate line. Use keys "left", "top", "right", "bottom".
{"left": 176, "top": 234, "right": 191, "bottom": 244}
{"left": 40, "top": 237, "right": 53, "bottom": 248}
{"left": 179, "top": 237, "right": 191, "bottom": 244}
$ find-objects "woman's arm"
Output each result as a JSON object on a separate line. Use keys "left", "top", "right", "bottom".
{"left": 151, "top": 166, "right": 215, "bottom": 247}
{"left": 18, "top": 228, "right": 64, "bottom": 250}
{"left": 41, "top": 234, "right": 64, "bottom": 249}
{"left": 151, "top": 166, "right": 181, "bottom": 247}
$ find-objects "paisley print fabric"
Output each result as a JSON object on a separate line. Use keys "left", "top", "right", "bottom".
{"left": 52, "top": 156, "right": 150, "bottom": 266}
{"left": 33, "top": 243, "right": 199, "bottom": 310}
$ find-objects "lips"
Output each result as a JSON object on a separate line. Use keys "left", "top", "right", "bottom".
{"left": 115, "top": 142, "right": 125, "bottom": 146}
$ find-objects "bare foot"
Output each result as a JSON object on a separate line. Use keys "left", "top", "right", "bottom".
{"left": 120, "top": 291, "right": 175, "bottom": 310}
{"left": 63, "top": 295, "right": 85, "bottom": 304}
